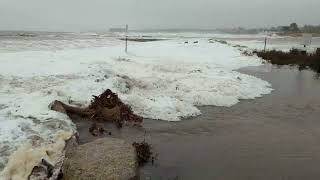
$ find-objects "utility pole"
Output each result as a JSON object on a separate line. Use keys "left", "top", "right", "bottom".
{"left": 264, "top": 37, "right": 267, "bottom": 52}
{"left": 125, "top": 24, "right": 128, "bottom": 53}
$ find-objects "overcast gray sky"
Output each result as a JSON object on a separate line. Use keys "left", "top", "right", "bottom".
{"left": 0, "top": 0, "right": 319, "bottom": 31}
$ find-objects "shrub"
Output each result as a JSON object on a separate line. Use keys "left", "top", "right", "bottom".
{"left": 253, "top": 49, "right": 320, "bottom": 73}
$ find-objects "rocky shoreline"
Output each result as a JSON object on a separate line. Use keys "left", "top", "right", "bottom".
{"left": 29, "top": 133, "right": 139, "bottom": 180}
{"left": 28, "top": 89, "right": 151, "bottom": 180}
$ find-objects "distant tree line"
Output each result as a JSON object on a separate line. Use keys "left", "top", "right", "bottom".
{"left": 217, "top": 23, "right": 320, "bottom": 35}
{"left": 216, "top": 27, "right": 263, "bottom": 34}
{"left": 300, "top": 25, "right": 320, "bottom": 33}
{"left": 269, "top": 23, "right": 320, "bottom": 34}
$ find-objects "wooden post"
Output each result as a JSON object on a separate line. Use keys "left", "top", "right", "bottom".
{"left": 264, "top": 37, "right": 267, "bottom": 52}
{"left": 125, "top": 24, "right": 128, "bottom": 53}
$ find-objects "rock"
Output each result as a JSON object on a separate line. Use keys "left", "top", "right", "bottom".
{"left": 28, "top": 159, "right": 54, "bottom": 180}
{"left": 28, "top": 135, "right": 78, "bottom": 180}
{"left": 62, "top": 138, "right": 137, "bottom": 180}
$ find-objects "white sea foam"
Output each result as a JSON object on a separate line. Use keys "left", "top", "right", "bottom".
{"left": 0, "top": 36, "right": 272, "bottom": 179}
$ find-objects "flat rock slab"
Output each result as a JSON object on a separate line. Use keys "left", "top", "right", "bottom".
{"left": 63, "top": 138, "right": 137, "bottom": 180}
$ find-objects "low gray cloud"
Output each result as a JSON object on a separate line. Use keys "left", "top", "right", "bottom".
{"left": 0, "top": 0, "right": 319, "bottom": 31}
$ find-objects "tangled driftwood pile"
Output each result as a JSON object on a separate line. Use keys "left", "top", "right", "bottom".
{"left": 50, "top": 89, "right": 143, "bottom": 134}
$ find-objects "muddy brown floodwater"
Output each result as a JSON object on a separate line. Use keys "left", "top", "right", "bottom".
{"left": 75, "top": 65, "right": 320, "bottom": 180}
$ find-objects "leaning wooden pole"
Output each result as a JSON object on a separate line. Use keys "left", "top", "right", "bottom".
{"left": 264, "top": 37, "right": 267, "bottom": 52}
{"left": 125, "top": 24, "right": 128, "bottom": 53}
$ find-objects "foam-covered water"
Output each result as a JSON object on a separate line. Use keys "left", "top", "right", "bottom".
{"left": 0, "top": 32, "right": 272, "bottom": 179}
{"left": 227, "top": 36, "right": 320, "bottom": 53}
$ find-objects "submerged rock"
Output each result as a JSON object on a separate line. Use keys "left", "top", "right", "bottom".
{"left": 62, "top": 138, "right": 137, "bottom": 180}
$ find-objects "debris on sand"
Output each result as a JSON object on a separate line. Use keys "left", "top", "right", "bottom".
{"left": 89, "top": 123, "right": 105, "bottom": 136}
{"left": 214, "top": 39, "right": 228, "bottom": 44}
{"left": 132, "top": 141, "right": 152, "bottom": 166}
{"left": 89, "top": 89, "right": 143, "bottom": 127}
{"left": 241, "top": 50, "right": 254, "bottom": 56}
{"left": 50, "top": 89, "right": 143, "bottom": 131}
{"left": 119, "top": 38, "right": 164, "bottom": 42}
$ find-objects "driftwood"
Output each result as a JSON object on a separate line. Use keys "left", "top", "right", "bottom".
{"left": 50, "top": 89, "right": 143, "bottom": 130}
{"left": 50, "top": 100, "right": 93, "bottom": 116}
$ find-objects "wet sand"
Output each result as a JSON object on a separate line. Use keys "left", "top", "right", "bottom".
{"left": 75, "top": 65, "right": 320, "bottom": 180}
